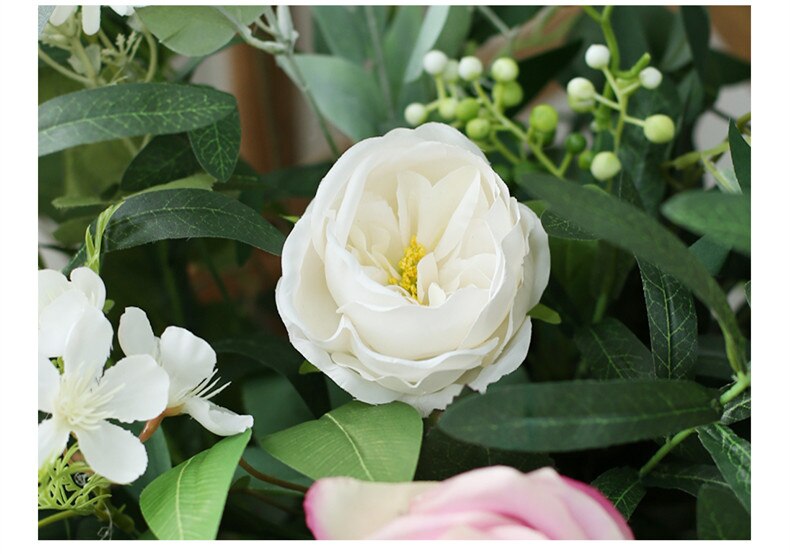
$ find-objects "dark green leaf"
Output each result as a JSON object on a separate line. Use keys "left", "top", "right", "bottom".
{"left": 744, "top": 281, "right": 750, "bottom": 307}
{"left": 695, "top": 335, "right": 736, "bottom": 381}
{"left": 721, "top": 390, "right": 750, "bottom": 425}
{"left": 140, "top": 430, "right": 251, "bottom": 540}
{"left": 243, "top": 375, "right": 314, "bottom": 439}
{"left": 690, "top": 235, "right": 729, "bottom": 276}
{"left": 643, "top": 463, "right": 726, "bottom": 496}
{"left": 662, "top": 191, "right": 750, "bottom": 255}
{"left": 187, "top": 110, "right": 241, "bottom": 182}
{"left": 383, "top": 6, "right": 423, "bottom": 104}
{"left": 527, "top": 303, "right": 561, "bottom": 325}
{"left": 681, "top": 6, "right": 716, "bottom": 96}
{"left": 697, "top": 424, "right": 750, "bottom": 512}
{"left": 121, "top": 134, "right": 201, "bottom": 192}
{"left": 728, "top": 121, "right": 751, "bottom": 192}
{"left": 574, "top": 317, "right": 655, "bottom": 379}
{"left": 696, "top": 484, "right": 750, "bottom": 539}
{"left": 710, "top": 50, "right": 750, "bottom": 86}
{"left": 439, "top": 380, "right": 721, "bottom": 452}
{"left": 541, "top": 210, "right": 596, "bottom": 240}
{"left": 39, "top": 83, "right": 237, "bottom": 156}
{"left": 518, "top": 41, "right": 582, "bottom": 106}
{"left": 403, "top": 6, "right": 450, "bottom": 82}
{"left": 591, "top": 467, "right": 645, "bottom": 520}
{"left": 233, "top": 446, "right": 312, "bottom": 497}
{"left": 261, "top": 401, "right": 423, "bottom": 482}
{"left": 638, "top": 260, "right": 698, "bottom": 379}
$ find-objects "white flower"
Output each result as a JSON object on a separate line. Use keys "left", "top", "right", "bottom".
{"left": 49, "top": 5, "right": 138, "bottom": 36}
{"left": 38, "top": 309, "right": 169, "bottom": 484}
{"left": 639, "top": 67, "right": 663, "bottom": 90}
{"left": 39, "top": 268, "right": 106, "bottom": 359}
{"left": 118, "top": 307, "right": 254, "bottom": 436}
{"left": 566, "top": 77, "right": 596, "bottom": 102}
{"left": 275, "top": 123, "right": 550, "bottom": 416}
{"left": 585, "top": 44, "right": 611, "bottom": 70}
{"left": 422, "top": 50, "right": 448, "bottom": 76}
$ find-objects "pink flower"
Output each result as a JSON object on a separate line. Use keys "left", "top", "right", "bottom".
{"left": 303, "top": 466, "right": 633, "bottom": 540}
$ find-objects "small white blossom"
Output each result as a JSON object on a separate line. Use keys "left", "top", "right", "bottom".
{"left": 639, "top": 67, "right": 663, "bottom": 90}
{"left": 404, "top": 103, "right": 428, "bottom": 126}
{"left": 458, "top": 56, "right": 484, "bottom": 81}
{"left": 585, "top": 44, "right": 611, "bottom": 70}
{"left": 49, "top": 5, "right": 139, "bottom": 36}
{"left": 566, "top": 77, "right": 596, "bottom": 101}
{"left": 423, "top": 50, "right": 449, "bottom": 76}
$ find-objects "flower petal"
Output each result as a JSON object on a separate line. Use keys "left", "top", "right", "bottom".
{"left": 181, "top": 397, "right": 253, "bottom": 436}
{"left": 69, "top": 267, "right": 106, "bottom": 311}
{"left": 39, "top": 354, "right": 61, "bottom": 413}
{"left": 38, "top": 269, "right": 70, "bottom": 313}
{"left": 62, "top": 308, "right": 113, "bottom": 382}
{"left": 38, "top": 289, "right": 90, "bottom": 359}
{"left": 101, "top": 355, "right": 169, "bottom": 423}
{"left": 75, "top": 420, "right": 147, "bottom": 484}
{"left": 38, "top": 418, "right": 70, "bottom": 469}
{"left": 159, "top": 326, "right": 217, "bottom": 404}
{"left": 118, "top": 307, "right": 158, "bottom": 357}
{"left": 49, "top": 5, "right": 77, "bottom": 26}
{"left": 81, "top": 5, "right": 101, "bottom": 35}
{"left": 560, "top": 477, "right": 634, "bottom": 539}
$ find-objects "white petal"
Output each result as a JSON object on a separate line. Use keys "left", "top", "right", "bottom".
{"left": 39, "top": 418, "right": 70, "bottom": 469}
{"left": 467, "top": 318, "right": 533, "bottom": 393}
{"left": 118, "top": 307, "right": 158, "bottom": 357}
{"left": 38, "top": 289, "right": 89, "bottom": 359}
{"left": 304, "top": 477, "right": 437, "bottom": 539}
{"left": 110, "top": 5, "right": 135, "bottom": 16}
{"left": 69, "top": 267, "right": 106, "bottom": 311}
{"left": 75, "top": 420, "right": 147, "bottom": 484}
{"left": 412, "top": 122, "right": 487, "bottom": 161}
{"left": 39, "top": 354, "right": 61, "bottom": 413}
{"left": 519, "top": 203, "right": 551, "bottom": 307}
{"left": 81, "top": 5, "right": 101, "bottom": 35}
{"left": 159, "top": 326, "right": 217, "bottom": 404}
{"left": 182, "top": 397, "right": 253, "bottom": 436}
{"left": 101, "top": 355, "right": 169, "bottom": 423}
{"left": 62, "top": 309, "right": 113, "bottom": 382}
{"left": 49, "top": 6, "right": 77, "bottom": 26}
{"left": 38, "top": 269, "right": 69, "bottom": 314}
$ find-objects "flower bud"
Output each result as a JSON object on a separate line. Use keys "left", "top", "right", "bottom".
{"left": 443, "top": 59, "right": 460, "bottom": 83}
{"left": 590, "top": 151, "right": 622, "bottom": 181}
{"left": 456, "top": 98, "right": 480, "bottom": 122}
{"left": 529, "top": 104, "right": 559, "bottom": 134}
{"left": 564, "top": 133, "right": 587, "bottom": 155}
{"left": 438, "top": 98, "right": 458, "bottom": 120}
{"left": 639, "top": 67, "right": 662, "bottom": 90}
{"left": 494, "top": 81, "right": 524, "bottom": 108}
{"left": 577, "top": 150, "right": 594, "bottom": 171}
{"left": 465, "top": 118, "right": 491, "bottom": 140}
{"left": 566, "top": 77, "right": 595, "bottom": 101}
{"left": 491, "top": 57, "right": 519, "bottom": 82}
{"left": 568, "top": 96, "right": 596, "bottom": 113}
{"left": 404, "top": 103, "right": 427, "bottom": 126}
{"left": 643, "top": 114, "right": 675, "bottom": 144}
{"left": 459, "top": 56, "right": 484, "bottom": 81}
{"left": 423, "top": 50, "right": 448, "bottom": 76}
{"left": 585, "top": 44, "right": 611, "bottom": 70}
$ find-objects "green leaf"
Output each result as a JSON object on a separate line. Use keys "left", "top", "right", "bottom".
{"left": 744, "top": 281, "right": 751, "bottom": 307}
{"left": 232, "top": 446, "right": 313, "bottom": 497}
{"left": 637, "top": 260, "right": 698, "bottom": 379}
{"left": 695, "top": 335, "right": 736, "bottom": 381}
{"left": 469, "top": 6, "right": 542, "bottom": 44}
{"left": 681, "top": 6, "right": 716, "bottom": 97}
{"left": 383, "top": 6, "right": 423, "bottom": 103}
{"left": 121, "top": 134, "right": 201, "bottom": 192}
{"left": 590, "top": 467, "right": 645, "bottom": 520}
{"left": 721, "top": 390, "right": 750, "bottom": 425}
{"left": 574, "top": 318, "right": 655, "bottom": 379}
{"left": 517, "top": 174, "right": 745, "bottom": 369}
{"left": 527, "top": 303, "right": 561, "bottom": 325}
{"left": 403, "top": 6, "right": 450, "bottom": 82}
{"left": 187, "top": 110, "right": 241, "bottom": 183}
{"left": 696, "top": 484, "right": 750, "bottom": 539}
{"left": 518, "top": 42, "right": 582, "bottom": 106}
{"left": 290, "top": 54, "right": 385, "bottom": 141}
{"left": 140, "top": 430, "right": 251, "bottom": 540}
{"left": 310, "top": 6, "right": 370, "bottom": 64}
{"left": 728, "top": 121, "right": 751, "bottom": 191}
{"left": 643, "top": 463, "right": 726, "bottom": 496}
{"left": 39, "top": 83, "right": 237, "bottom": 156}
{"left": 710, "top": 50, "right": 750, "bottom": 86}
{"left": 433, "top": 6, "right": 473, "bottom": 57}
{"left": 125, "top": 425, "right": 172, "bottom": 500}
{"left": 136, "top": 6, "right": 265, "bottom": 57}
{"left": 662, "top": 191, "right": 750, "bottom": 255}
{"left": 261, "top": 401, "right": 423, "bottom": 482}
{"left": 439, "top": 380, "right": 721, "bottom": 452}
{"left": 697, "top": 424, "right": 750, "bottom": 512}
{"left": 243, "top": 375, "right": 314, "bottom": 439}
{"left": 540, "top": 210, "right": 596, "bottom": 241}
{"left": 690, "top": 235, "right": 729, "bottom": 276}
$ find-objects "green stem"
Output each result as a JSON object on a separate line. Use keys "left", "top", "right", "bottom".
{"left": 70, "top": 37, "right": 101, "bottom": 86}
{"left": 701, "top": 156, "right": 740, "bottom": 193}
{"left": 528, "top": 142, "right": 563, "bottom": 178}
{"left": 600, "top": 6, "right": 620, "bottom": 71}
{"left": 477, "top": 6, "right": 516, "bottom": 53}
{"left": 593, "top": 93, "right": 620, "bottom": 111}
{"left": 38, "top": 47, "right": 94, "bottom": 86}
{"left": 557, "top": 152, "right": 573, "bottom": 176}
{"left": 582, "top": 6, "right": 602, "bottom": 23}
{"left": 490, "top": 134, "right": 520, "bottom": 165}
{"left": 239, "top": 458, "right": 308, "bottom": 493}
{"left": 720, "top": 373, "right": 751, "bottom": 405}
{"left": 364, "top": 6, "right": 394, "bottom": 119}
{"left": 613, "top": 95, "right": 629, "bottom": 152}
{"left": 622, "top": 114, "right": 645, "bottom": 127}
{"left": 38, "top": 510, "right": 80, "bottom": 529}
{"left": 473, "top": 81, "right": 529, "bottom": 143}
{"left": 142, "top": 27, "right": 158, "bottom": 82}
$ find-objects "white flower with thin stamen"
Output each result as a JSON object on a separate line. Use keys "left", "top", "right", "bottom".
{"left": 38, "top": 309, "right": 169, "bottom": 484}
{"left": 49, "top": 5, "right": 139, "bottom": 36}
{"left": 118, "top": 307, "right": 254, "bottom": 436}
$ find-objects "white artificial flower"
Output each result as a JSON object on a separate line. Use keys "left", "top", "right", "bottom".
{"left": 39, "top": 268, "right": 106, "bottom": 359}
{"left": 275, "top": 123, "right": 550, "bottom": 416}
{"left": 118, "top": 307, "right": 254, "bottom": 436}
{"left": 49, "top": 5, "right": 139, "bottom": 36}
{"left": 38, "top": 309, "right": 169, "bottom": 484}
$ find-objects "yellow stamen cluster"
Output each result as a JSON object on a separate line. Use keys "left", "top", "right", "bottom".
{"left": 388, "top": 236, "right": 426, "bottom": 300}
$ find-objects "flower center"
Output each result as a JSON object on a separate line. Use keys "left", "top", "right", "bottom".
{"left": 389, "top": 235, "right": 426, "bottom": 300}
{"left": 53, "top": 375, "right": 120, "bottom": 431}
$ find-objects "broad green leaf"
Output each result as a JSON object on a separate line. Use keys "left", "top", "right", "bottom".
{"left": 696, "top": 484, "right": 750, "bottom": 539}
{"left": 541, "top": 210, "right": 595, "bottom": 241}
{"left": 121, "top": 134, "right": 201, "bottom": 192}
{"left": 517, "top": 174, "right": 746, "bottom": 371}
{"left": 433, "top": 6, "right": 473, "bottom": 57}
{"left": 721, "top": 390, "right": 750, "bottom": 425}
{"left": 188, "top": 110, "right": 241, "bottom": 182}
{"left": 289, "top": 54, "right": 385, "bottom": 141}
{"left": 39, "top": 83, "right": 237, "bottom": 156}
{"left": 590, "top": 467, "right": 645, "bottom": 520}
{"left": 695, "top": 335, "right": 736, "bottom": 381}
{"left": 311, "top": 6, "right": 370, "bottom": 64}
{"left": 439, "top": 380, "right": 721, "bottom": 452}
{"left": 518, "top": 42, "right": 582, "bottom": 106}
{"left": 403, "top": 6, "right": 450, "bottom": 82}
{"left": 643, "top": 463, "right": 726, "bottom": 496}
{"left": 261, "top": 401, "right": 423, "bottom": 482}
{"left": 728, "top": 121, "right": 751, "bottom": 191}
{"left": 638, "top": 260, "right": 698, "bottom": 379}
{"left": 140, "top": 430, "right": 251, "bottom": 540}
{"left": 662, "top": 191, "right": 750, "bottom": 255}
{"left": 136, "top": 6, "right": 265, "bottom": 57}
{"left": 383, "top": 6, "right": 423, "bottom": 103}
{"left": 681, "top": 6, "right": 717, "bottom": 97}
{"left": 527, "top": 303, "right": 561, "bottom": 325}
{"left": 242, "top": 375, "right": 314, "bottom": 439}
{"left": 710, "top": 50, "right": 750, "bottom": 86}
{"left": 690, "top": 235, "right": 729, "bottom": 276}
{"left": 125, "top": 424, "right": 172, "bottom": 501}
{"left": 574, "top": 317, "right": 655, "bottom": 379}
{"left": 697, "top": 424, "right": 750, "bottom": 512}
{"left": 213, "top": 334, "right": 330, "bottom": 418}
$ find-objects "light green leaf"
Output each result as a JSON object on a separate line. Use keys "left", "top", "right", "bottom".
{"left": 140, "top": 430, "right": 251, "bottom": 540}
{"left": 574, "top": 318, "right": 655, "bottom": 379}
{"left": 311, "top": 6, "right": 370, "bottom": 64}
{"left": 721, "top": 390, "right": 750, "bottom": 425}
{"left": 697, "top": 424, "right": 750, "bottom": 512}
{"left": 517, "top": 41, "right": 582, "bottom": 106}
{"left": 383, "top": 6, "right": 423, "bottom": 102}
{"left": 439, "top": 380, "right": 721, "bottom": 452}
{"left": 527, "top": 303, "right": 561, "bottom": 325}
{"left": 643, "top": 463, "right": 726, "bottom": 496}
{"left": 662, "top": 191, "right": 750, "bottom": 255}
{"left": 728, "top": 120, "right": 751, "bottom": 191}
{"left": 591, "top": 467, "right": 645, "bottom": 520}
{"left": 261, "top": 401, "right": 423, "bottom": 482}
{"left": 403, "top": 6, "right": 450, "bottom": 82}
{"left": 39, "top": 83, "right": 237, "bottom": 156}
{"left": 433, "top": 6, "right": 473, "bottom": 56}
{"left": 121, "top": 134, "right": 201, "bottom": 192}
{"left": 696, "top": 484, "right": 750, "bottom": 539}
{"left": 188, "top": 110, "right": 241, "bottom": 182}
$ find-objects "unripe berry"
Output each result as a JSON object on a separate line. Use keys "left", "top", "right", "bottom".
{"left": 568, "top": 96, "right": 596, "bottom": 113}
{"left": 491, "top": 57, "right": 519, "bottom": 82}
{"left": 639, "top": 67, "right": 662, "bottom": 90}
{"left": 566, "top": 77, "right": 595, "bottom": 101}
{"left": 643, "top": 114, "right": 675, "bottom": 144}
{"left": 438, "top": 98, "right": 458, "bottom": 120}
{"left": 459, "top": 56, "right": 484, "bottom": 81}
{"left": 423, "top": 50, "right": 448, "bottom": 76}
{"left": 585, "top": 44, "right": 611, "bottom": 69}
{"left": 443, "top": 59, "right": 460, "bottom": 83}
{"left": 465, "top": 117, "right": 491, "bottom": 140}
{"left": 578, "top": 150, "right": 594, "bottom": 170}
{"left": 404, "top": 103, "right": 427, "bottom": 126}
{"left": 590, "top": 151, "right": 622, "bottom": 181}
{"left": 564, "top": 133, "right": 587, "bottom": 155}
{"left": 494, "top": 81, "right": 524, "bottom": 108}
{"left": 456, "top": 98, "right": 480, "bottom": 122}
{"left": 529, "top": 104, "right": 559, "bottom": 133}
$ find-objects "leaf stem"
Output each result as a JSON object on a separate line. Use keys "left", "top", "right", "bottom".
{"left": 38, "top": 510, "right": 80, "bottom": 529}
{"left": 238, "top": 458, "right": 308, "bottom": 493}
{"left": 490, "top": 133, "right": 521, "bottom": 165}
{"left": 142, "top": 27, "right": 158, "bottom": 83}
{"left": 477, "top": 6, "right": 517, "bottom": 53}
{"left": 38, "top": 47, "right": 93, "bottom": 86}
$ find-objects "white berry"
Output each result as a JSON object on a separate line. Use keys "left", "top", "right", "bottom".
{"left": 585, "top": 44, "right": 611, "bottom": 70}
{"left": 423, "top": 50, "right": 448, "bottom": 76}
{"left": 639, "top": 67, "right": 663, "bottom": 89}
{"left": 404, "top": 103, "right": 428, "bottom": 126}
{"left": 566, "top": 77, "right": 596, "bottom": 101}
{"left": 459, "top": 56, "right": 484, "bottom": 81}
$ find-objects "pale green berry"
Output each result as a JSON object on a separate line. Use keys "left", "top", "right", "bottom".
{"left": 585, "top": 44, "right": 610, "bottom": 69}
{"left": 404, "top": 103, "right": 427, "bottom": 126}
{"left": 443, "top": 59, "right": 460, "bottom": 83}
{"left": 566, "top": 77, "right": 595, "bottom": 101}
{"left": 591, "top": 151, "right": 622, "bottom": 180}
{"left": 639, "top": 67, "right": 663, "bottom": 89}
{"left": 568, "top": 96, "right": 596, "bottom": 113}
{"left": 643, "top": 114, "right": 675, "bottom": 143}
{"left": 529, "top": 104, "right": 559, "bottom": 133}
{"left": 423, "top": 50, "right": 448, "bottom": 75}
{"left": 494, "top": 81, "right": 524, "bottom": 108}
{"left": 578, "top": 150, "right": 594, "bottom": 170}
{"left": 438, "top": 98, "right": 458, "bottom": 120}
{"left": 491, "top": 57, "right": 519, "bottom": 82}
{"left": 466, "top": 118, "right": 491, "bottom": 140}
{"left": 456, "top": 98, "right": 480, "bottom": 122}
{"left": 459, "top": 56, "right": 484, "bottom": 81}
